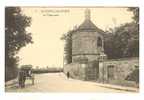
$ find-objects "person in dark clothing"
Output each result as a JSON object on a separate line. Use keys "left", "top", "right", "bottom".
{"left": 67, "top": 72, "right": 70, "bottom": 79}
{"left": 18, "top": 70, "right": 26, "bottom": 88}
{"left": 22, "top": 71, "right": 26, "bottom": 88}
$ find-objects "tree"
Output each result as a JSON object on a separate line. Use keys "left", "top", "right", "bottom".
{"left": 104, "top": 22, "right": 139, "bottom": 59}
{"left": 5, "top": 7, "right": 33, "bottom": 81}
{"left": 104, "top": 32, "right": 115, "bottom": 59}
{"left": 128, "top": 7, "right": 139, "bottom": 24}
{"left": 104, "top": 7, "right": 139, "bottom": 59}
{"left": 61, "top": 30, "right": 73, "bottom": 64}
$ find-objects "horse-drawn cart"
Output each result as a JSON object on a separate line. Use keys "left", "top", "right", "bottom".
{"left": 21, "top": 66, "right": 34, "bottom": 85}
{"left": 18, "top": 66, "right": 34, "bottom": 88}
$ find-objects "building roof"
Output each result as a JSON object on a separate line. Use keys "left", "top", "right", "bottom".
{"left": 77, "top": 19, "right": 104, "bottom": 34}
{"left": 69, "top": 9, "right": 105, "bottom": 35}
{"left": 77, "top": 8, "right": 104, "bottom": 34}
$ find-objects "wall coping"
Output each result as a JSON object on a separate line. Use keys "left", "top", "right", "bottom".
{"left": 104, "top": 57, "right": 139, "bottom": 62}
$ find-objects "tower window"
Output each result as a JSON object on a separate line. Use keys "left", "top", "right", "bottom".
{"left": 97, "top": 37, "right": 102, "bottom": 47}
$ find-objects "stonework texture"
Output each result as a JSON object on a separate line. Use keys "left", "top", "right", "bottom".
{"left": 63, "top": 63, "right": 86, "bottom": 80}
{"left": 72, "top": 31, "right": 104, "bottom": 63}
{"left": 64, "top": 57, "right": 139, "bottom": 87}
{"left": 100, "top": 57, "right": 139, "bottom": 87}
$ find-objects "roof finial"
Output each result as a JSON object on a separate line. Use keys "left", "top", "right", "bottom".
{"left": 85, "top": 8, "right": 91, "bottom": 20}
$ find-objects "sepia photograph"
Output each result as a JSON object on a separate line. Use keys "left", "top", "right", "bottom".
{"left": 5, "top": 7, "right": 139, "bottom": 93}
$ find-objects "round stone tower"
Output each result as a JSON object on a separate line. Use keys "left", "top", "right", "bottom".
{"left": 72, "top": 9, "right": 106, "bottom": 63}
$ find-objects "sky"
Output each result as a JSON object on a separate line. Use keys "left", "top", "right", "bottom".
{"left": 18, "top": 7, "right": 133, "bottom": 68}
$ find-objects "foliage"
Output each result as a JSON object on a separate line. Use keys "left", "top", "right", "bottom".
{"left": 104, "top": 8, "right": 139, "bottom": 59}
{"left": 125, "top": 67, "right": 139, "bottom": 84}
{"left": 61, "top": 30, "right": 73, "bottom": 64}
{"left": 5, "top": 7, "right": 33, "bottom": 81}
{"left": 127, "top": 7, "right": 139, "bottom": 24}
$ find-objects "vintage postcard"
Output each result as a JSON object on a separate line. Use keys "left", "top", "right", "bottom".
{"left": 5, "top": 6, "right": 139, "bottom": 93}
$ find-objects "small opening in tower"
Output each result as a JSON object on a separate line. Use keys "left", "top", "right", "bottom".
{"left": 97, "top": 37, "right": 102, "bottom": 47}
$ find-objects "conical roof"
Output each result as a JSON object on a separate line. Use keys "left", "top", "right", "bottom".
{"left": 71, "top": 9, "right": 105, "bottom": 34}
{"left": 76, "top": 8, "right": 104, "bottom": 33}
{"left": 77, "top": 19, "right": 104, "bottom": 33}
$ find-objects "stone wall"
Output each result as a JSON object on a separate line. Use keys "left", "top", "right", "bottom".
{"left": 63, "top": 63, "right": 86, "bottom": 80}
{"left": 63, "top": 61, "right": 100, "bottom": 81}
{"left": 64, "top": 57, "right": 139, "bottom": 87}
{"left": 99, "top": 57, "right": 139, "bottom": 87}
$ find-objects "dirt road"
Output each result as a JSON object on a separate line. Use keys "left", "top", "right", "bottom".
{"left": 5, "top": 73, "right": 135, "bottom": 93}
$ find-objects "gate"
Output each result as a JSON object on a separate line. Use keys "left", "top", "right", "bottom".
{"left": 85, "top": 61, "right": 99, "bottom": 81}
{"left": 107, "top": 65, "right": 115, "bottom": 82}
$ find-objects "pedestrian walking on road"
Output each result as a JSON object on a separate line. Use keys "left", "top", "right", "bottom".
{"left": 67, "top": 72, "right": 70, "bottom": 79}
